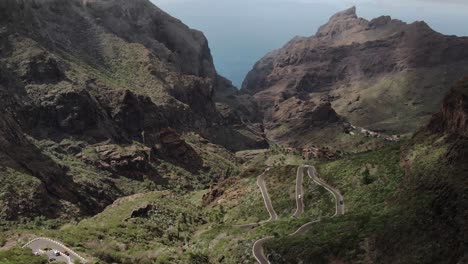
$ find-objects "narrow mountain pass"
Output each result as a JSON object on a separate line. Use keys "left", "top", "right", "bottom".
{"left": 253, "top": 165, "right": 345, "bottom": 263}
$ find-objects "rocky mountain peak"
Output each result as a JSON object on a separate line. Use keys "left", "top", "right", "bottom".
{"left": 316, "top": 6, "right": 364, "bottom": 38}
{"left": 242, "top": 6, "right": 468, "bottom": 147}
{"left": 332, "top": 6, "right": 357, "bottom": 19}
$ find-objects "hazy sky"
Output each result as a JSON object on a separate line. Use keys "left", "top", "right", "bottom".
{"left": 151, "top": 0, "right": 468, "bottom": 87}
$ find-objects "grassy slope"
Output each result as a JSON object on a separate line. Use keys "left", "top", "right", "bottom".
{"left": 373, "top": 132, "right": 467, "bottom": 264}
{"left": 265, "top": 144, "right": 404, "bottom": 263}
{"left": 0, "top": 247, "right": 47, "bottom": 264}
{"left": 333, "top": 69, "right": 462, "bottom": 134}
{"left": 265, "top": 127, "right": 467, "bottom": 264}
{"left": 15, "top": 192, "right": 208, "bottom": 264}
{"left": 0, "top": 134, "right": 242, "bottom": 263}
{"left": 193, "top": 149, "right": 335, "bottom": 263}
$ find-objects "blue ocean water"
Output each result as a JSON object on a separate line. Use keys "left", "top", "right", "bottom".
{"left": 152, "top": 0, "right": 468, "bottom": 88}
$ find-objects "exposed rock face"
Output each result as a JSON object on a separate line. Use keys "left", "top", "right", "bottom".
{"left": 0, "top": 93, "right": 120, "bottom": 219}
{"left": 0, "top": 0, "right": 265, "bottom": 149}
{"left": 242, "top": 7, "right": 468, "bottom": 146}
{"left": 427, "top": 77, "right": 468, "bottom": 137}
{"left": 79, "top": 144, "right": 152, "bottom": 177}
{"left": 0, "top": 0, "right": 265, "bottom": 219}
{"left": 0, "top": 107, "right": 64, "bottom": 219}
{"left": 156, "top": 128, "right": 203, "bottom": 172}
{"left": 128, "top": 203, "right": 154, "bottom": 219}
{"left": 266, "top": 95, "right": 346, "bottom": 147}
{"left": 26, "top": 87, "right": 122, "bottom": 142}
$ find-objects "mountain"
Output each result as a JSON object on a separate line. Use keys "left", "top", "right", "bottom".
{"left": 0, "top": 0, "right": 266, "bottom": 220}
{"left": 1, "top": 3, "right": 467, "bottom": 264}
{"left": 242, "top": 6, "right": 468, "bottom": 148}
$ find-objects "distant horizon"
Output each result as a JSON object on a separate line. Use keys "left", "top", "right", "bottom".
{"left": 152, "top": 0, "right": 468, "bottom": 87}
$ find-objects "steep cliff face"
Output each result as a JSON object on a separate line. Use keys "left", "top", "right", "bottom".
{"left": 0, "top": 91, "right": 122, "bottom": 219}
{"left": 0, "top": 0, "right": 265, "bottom": 220}
{"left": 0, "top": 0, "right": 264, "bottom": 147}
{"left": 242, "top": 7, "right": 468, "bottom": 146}
{"left": 427, "top": 77, "right": 468, "bottom": 137}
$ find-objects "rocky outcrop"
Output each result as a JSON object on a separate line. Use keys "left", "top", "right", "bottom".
{"left": 0, "top": 94, "right": 97, "bottom": 219}
{"left": 242, "top": 7, "right": 468, "bottom": 146}
{"left": 127, "top": 203, "right": 155, "bottom": 219}
{"left": 427, "top": 77, "right": 468, "bottom": 137}
{"left": 79, "top": 144, "right": 152, "bottom": 177}
{"left": 25, "top": 87, "right": 122, "bottom": 143}
{"left": 265, "top": 96, "right": 347, "bottom": 147}
{"left": 156, "top": 128, "right": 203, "bottom": 172}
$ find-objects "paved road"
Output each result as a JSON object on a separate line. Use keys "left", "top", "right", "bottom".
{"left": 252, "top": 236, "right": 274, "bottom": 264}
{"left": 250, "top": 168, "right": 279, "bottom": 264}
{"left": 236, "top": 168, "right": 278, "bottom": 229}
{"left": 253, "top": 165, "right": 345, "bottom": 263}
{"left": 257, "top": 168, "right": 278, "bottom": 222}
{"left": 288, "top": 166, "right": 345, "bottom": 236}
{"left": 24, "top": 238, "right": 87, "bottom": 264}
{"left": 306, "top": 166, "right": 344, "bottom": 217}
{"left": 292, "top": 166, "right": 305, "bottom": 218}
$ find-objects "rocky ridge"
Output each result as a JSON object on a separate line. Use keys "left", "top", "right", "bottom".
{"left": 242, "top": 6, "right": 468, "bottom": 147}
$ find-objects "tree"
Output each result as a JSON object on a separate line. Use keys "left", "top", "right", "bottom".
{"left": 361, "top": 168, "right": 374, "bottom": 185}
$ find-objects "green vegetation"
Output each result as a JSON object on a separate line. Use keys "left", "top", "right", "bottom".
{"left": 317, "top": 144, "right": 403, "bottom": 213}
{"left": 375, "top": 132, "right": 468, "bottom": 264}
{"left": 218, "top": 176, "right": 268, "bottom": 225}
{"left": 22, "top": 192, "right": 208, "bottom": 263}
{"left": 0, "top": 144, "right": 334, "bottom": 263}
{"left": 2, "top": 3, "right": 465, "bottom": 264}
{"left": 0, "top": 168, "right": 43, "bottom": 204}
{"left": 264, "top": 127, "right": 467, "bottom": 264}
{"left": 0, "top": 233, "right": 6, "bottom": 248}
{"left": 333, "top": 70, "right": 450, "bottom": 134}
{"left": 264, "top": 144, "right": 405, "bottom": 263}
{"left": 2, "top": 134, "right": 464, "bottom": 264}
{"left": 0, "top": 247, "right": 47, "bottom": 264}
{"left": 264, "top": 166, "right": 296, "bottom": 217}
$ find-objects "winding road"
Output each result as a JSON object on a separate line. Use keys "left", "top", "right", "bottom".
{"left": 23, "top": 237, "right": 87, "bottom": 264}
{"left": 292, "top": 166, "right": 305, "bottom": 218}
{"left": 22, "top": 166, "right": 342, "bottom": 264}
{"left": 257, "top": 168, "right": 278, "bottom": 222}
{"left": 307, "top": 166, "right": 345, "bottom": 217}
{"left": 252, "top": 165, "right": 345, "bottom": 264}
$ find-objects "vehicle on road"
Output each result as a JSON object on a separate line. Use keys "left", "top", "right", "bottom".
{"left": 34, "top": 251, "right": 40, "bottom": 256}
{"left": 298, "top": 195, "right": 302, "bottom": 199}
{"left": 53, "top": 250, "right": 60, "bottom": 256}
{"left": 340, "top": 200, "right": 343, "bottom": 205}
{"left": 49, "top": 258, "right": 56, "bottom": 262}
{"left": 62, "top": 250, "right": 70, "bottom": 256}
